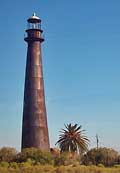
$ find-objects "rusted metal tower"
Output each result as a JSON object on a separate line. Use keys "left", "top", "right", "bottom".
{"left": 21, "top": 13, "right": 50, "bottom": 151}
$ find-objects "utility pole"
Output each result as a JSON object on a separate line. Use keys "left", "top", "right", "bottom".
{"left": 96, "top": 134, "right": 99, "bottom": 149}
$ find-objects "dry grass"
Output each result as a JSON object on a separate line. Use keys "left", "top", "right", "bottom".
{"left": 0, "top": 165, "right": 120, "bottom": 173}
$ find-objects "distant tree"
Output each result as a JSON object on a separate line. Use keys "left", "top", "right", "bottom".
{"left": 56, "top": 123, "right": 89, "bottom": 154}
{"left": 0, "top": 147, "right": 17, "bottom": 162}
{"left": 82, "top": 147, "right": 119, "bottom": 166}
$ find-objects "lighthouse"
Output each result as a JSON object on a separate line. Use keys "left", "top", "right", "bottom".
{"left": 21, "top": 13, "right": 50, "bottom": 151}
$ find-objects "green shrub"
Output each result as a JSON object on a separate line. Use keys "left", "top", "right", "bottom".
{"left": 18, "top": 162, "right": 32, "bottom": 168}
{"left": 16, "top": 148, "right": 54, "bottom": 165}
{"left": 82, "top": 147, "right": 119, "bottom": 166}
{"left": 97, "top": 163, "right": 105, "bottom": 167}
{"left": 114, "top": 164, "right": 120, "bottom": 168}
{"left": 54, "top": 152, "right": 80, "bottom": 166}
{"left": 54, "top": 153, "right": 68, "bottom": 166}
{"left": 0, "top": 162, "right": 9, "bottom": 168}
{"left": 16, "top": 148, "right": 37, "bottom": 162}
{"left": 9, "top": 162, "right": 18, "bottom": 169}
{"left": 26, "top": 158, "right": 35, "bottom": 165}
{"left": 0, "top": 147, "right": 17, "bottom": 162}
{"left": 35, "top": 151, "right": 54, "bottom": 165}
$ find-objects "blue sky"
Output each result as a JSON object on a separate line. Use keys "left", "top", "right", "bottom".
{"left": 0, "top": 0, "right": 120, "bottom": 151}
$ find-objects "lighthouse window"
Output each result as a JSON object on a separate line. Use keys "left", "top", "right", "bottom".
{"left": 28, "top": 22, "right": 40, "bottom": 29}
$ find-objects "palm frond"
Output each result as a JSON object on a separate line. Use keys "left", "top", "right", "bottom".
{"left": 56, "top": 123, "right": 89, "bottom": 153}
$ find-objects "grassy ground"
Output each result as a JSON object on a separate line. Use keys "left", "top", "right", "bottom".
{"left": 0, "top": 165, "right": 120, "bottom": 173}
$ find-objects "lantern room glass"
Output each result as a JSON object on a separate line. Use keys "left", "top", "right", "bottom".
{"left": 27, "top": 22, "right": 41, "bottom": 30}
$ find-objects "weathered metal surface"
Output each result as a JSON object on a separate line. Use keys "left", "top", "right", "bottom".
{"left": 21, "top": 25, "right": 50, "bottom": 151}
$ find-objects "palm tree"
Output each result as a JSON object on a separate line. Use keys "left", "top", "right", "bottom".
{"left": 56, "top": 123, "right": 89, "bottom": 153}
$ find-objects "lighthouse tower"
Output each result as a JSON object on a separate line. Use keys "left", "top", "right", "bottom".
{"left": 21, "top": 14, "right": 50, "bottom": 151}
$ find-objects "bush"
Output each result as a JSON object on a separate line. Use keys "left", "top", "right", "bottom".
{"left": 18, "top": 162, "right": 32, "bottom": 168}
{"left": 54, "top": 152, "right": 80, "bottom": 166}
{"left": 9, "top": 162, "right": 18, "bottom": 169}
{"left": 82, "top": 147, "right": 119, "bottom": 166}
{"left": 54, "top": 154, "right": 67, "bottom": 166}
{"left": 16, "top": 148, "right": 37, "bottom": 162}
{"left": 16, "top": 148, "right": 54, "bottom": 165}
{"left": 0, "top": 162, "right": 9, "bottom": 168}
{"left": 114, "top": 164, "right": 120, "bottom": 168}
{"left": 97, "top": 163, "right": 105, "bottom": 167}
{"left": 0, "top": 147, "right": 17, "bottom": 162}
{"left": 35, "top": 151, "right": 54, "bottom": 165}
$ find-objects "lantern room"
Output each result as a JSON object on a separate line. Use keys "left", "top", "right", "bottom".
{"left": 24, "top": 13, "right": 44, "bottom": 43}
{"left": 27, "top": 13, "right": 41, "bottom": 30}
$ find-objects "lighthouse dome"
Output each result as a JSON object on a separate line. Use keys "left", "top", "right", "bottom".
{"left": 27, "top": 13, "right": 41, "bottom": 23}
